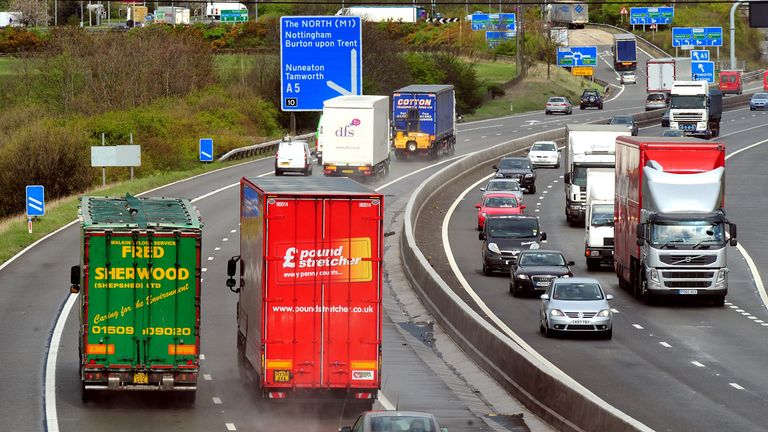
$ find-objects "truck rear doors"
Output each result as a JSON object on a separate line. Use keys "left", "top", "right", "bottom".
{"left": 718, "top": 71, "right": 742, "bottom": 95}
{"left": 263, "top": 195, "right": 382, "bottom": 391}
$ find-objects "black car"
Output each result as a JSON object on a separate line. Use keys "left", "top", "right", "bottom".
{"left": 492, "top": 157, "right": 536, "bottom": 194}
{"left": 479, "top": 215, "right": 546, "bottom": 275}
{"left": 580, "top": 89, "right": 604, "bottom": 110}
{"left": 509, "top": 250, "right": 574, "bottom": 297}
{"left": 608, "top": 115, "right": 638, "bottom": 136}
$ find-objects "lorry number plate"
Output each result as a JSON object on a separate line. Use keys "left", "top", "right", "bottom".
{"left": 273, "top": 370, "right": 291, "bottom": 382}
{"left": 133, "top": 372, "right": 148, "bottom": 384}
{"left": 679, "top": 289, "right": 698, "bottom": 295}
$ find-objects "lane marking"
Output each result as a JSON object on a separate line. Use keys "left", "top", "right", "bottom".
{"left": 660, "top": 342, "right": 672, "bottom": 348}
{"left": 735, "top": 309, "right": 745, "bottom": 313}
{"left": 226, "top": 423, "right": 237, "bottom": 431}
{"left": 633, "top": 324, "right": 644, "bottom": 330}
{"left": 213, "top": 397, "right": 222, "bottom": 404}
{"left": 755, "top": 320, "right": 764, "bottom": 323}
{"left": 202, "top": 268, "right": 208, "bottom": 272}
{"left": 44, "top": 293, "right": 78, "bottom": 432}
{"left": 375, "top": 154, "right": 469, "bottom": 191}
{"left": 204, "top": 374, "right": 212, "bottom": 381}
{"left": 230, "top": 229, "right": 237, "bottom": 233}
{"left": 691, "top": 361, "right": 706, "bottom": 368}
{"left": 200, "top": 354, "right": 206, "bottom": 360}
{"left": 377, "top": 390, "right": 396, "bottom": 410}
{"left": 214, "top": 247, "right": 221, "bottom": 251}
{"left": 222, "top": 238, "right": 229, "bottom": 242}
{"left": 207, "top": 257, "right": 214, "bottom": 261}
{"left": 460, "top": 124, "right": 504, "bottom": 132}
{"left": 729, "top": 383, "right": 745, "bottom": 390}
{"left": 611, "top": 308, "right": 620, "bottom": 314}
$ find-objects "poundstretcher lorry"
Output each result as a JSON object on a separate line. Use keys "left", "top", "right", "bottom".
{"left": 227, "top": 177, "right": 384, "bottom": 400}
{"left": 71, "top": 194, "right": 202, "bottom": 402}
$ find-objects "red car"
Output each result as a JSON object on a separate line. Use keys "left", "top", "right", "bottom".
{"left": 476, "top": 193, "right": 526, "bottom": 230}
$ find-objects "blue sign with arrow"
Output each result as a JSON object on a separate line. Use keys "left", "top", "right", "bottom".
{"left": 199, "top": 138, "right": 213, "bottom": 162}
{"left": 691, "top": 61, "right": 715, "bottom": 83}
{"left": 280, "top": 16, "right": 362, "bottom": 112}
{"left": 557, "top": 46, "right": 598, "bottom": 67}
{"left": 690, "top": 50, "right": 710, "bottom": 61}
{"left": 629, "top": 7, "right": 674, "bottom": 25}
{"left": 26, "top": 185, "right": 45, "bottom": 217}
{"left": 672, "top": 27, "right": 723, "bottom": 47}
{"left": 472, "top": 13, "right": 515, "bottom": 32}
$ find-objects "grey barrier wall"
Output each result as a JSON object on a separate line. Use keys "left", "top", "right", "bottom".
{"left": 219, "top": 132, "right": 315, "bottom": 162}
{"left": 400, "top": 98, "right": 752, "bottom": 432}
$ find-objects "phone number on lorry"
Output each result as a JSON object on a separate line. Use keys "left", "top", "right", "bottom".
{"left": 90, "top": 326, "right": 192, "bottom": 336}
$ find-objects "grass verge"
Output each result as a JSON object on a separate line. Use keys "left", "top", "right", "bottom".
{"left": 0, "top": 155, "right": 271, "bottom": 265}
{"left": 465, "top": 62, "right": 605, "bottom": 121}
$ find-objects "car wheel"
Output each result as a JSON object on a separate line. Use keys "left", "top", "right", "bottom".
{"left": 599, "top": 104, "right": 604, "bottom": 110}
{"left": 567, "top": 109, "right": 572, "bottom": 115}
{"left": 539, "top": 319, "right": 546, "bottom": 334}
{"left": 545, "top": 110, "right": 550, "bottom": 115}
{"left": 580, "top": 105, "right": 584, "bottom": 110}
{"left": 528, "top": 185, "right": 536, "bottom": 194}
{"left": 603, "top": 328, "right": 613, "bottom": 340}
{"left": 510, "top": 281, "right": 518, "bottom": 297}
{"left": 482, "top": 263, "right": 492, "bottom": 276}
{"left": 750, "top": 107, "right": 755, "bottom": 111}
{"left": 543, "top": 319, "right": 554, "bottom": 338}
{"left": 555, "top": 162, "right": 560, "bottom": 169}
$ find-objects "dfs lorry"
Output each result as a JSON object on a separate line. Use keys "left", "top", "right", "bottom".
{"left": 227, "top": 177, "right": 384, "bottom": 400}
{"left": 70, "top": 195, "right": 202, "bottom": 401}
{"left": 392, "top": 84, "right": 456, "bottom": 160}
{"left": 614, "top": 137, "right": 737, "bottom": 305}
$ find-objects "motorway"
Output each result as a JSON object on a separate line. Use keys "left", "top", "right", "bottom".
{"left": 0, "top": 29, "right": 765, "bottom": 432}
{"left": 421, "top": 46, "right": 768, "bottom": 431}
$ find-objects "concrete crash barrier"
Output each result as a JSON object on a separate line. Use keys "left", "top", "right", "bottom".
{"left": 632, "top": 92, "right": 753, "bottom": 127}
{"left": 400, "top": 129, "right": 654, "bottom": 432}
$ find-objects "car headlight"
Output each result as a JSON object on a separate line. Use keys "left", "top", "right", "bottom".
{"left": 524, "top": 174, "right": 534, "bottom": 178}
{"left": 562, "top": 274, "right": 571, "bottom": 278}
{"left": 529, "top": 243, "right": 540, "bottom": 250}
{"left": 597, "top": 309, "right": 611, "bottom": 318}
{"left": 488, "top": 242, "right": 501, "bottom": 254}
{"left": 650, "top": 268, "right": 660, "bottom": 283}
{"left": 550, "top": 309, "right": 564, "bottom": 317}
{"left": 495, "top": 173, "right": 504, "bottom": 178}
{"left": 516, "top": 274, "right": 529, "bottom": 280}
{"left": 716, "top": 268, "right": 727, "bottom": 283}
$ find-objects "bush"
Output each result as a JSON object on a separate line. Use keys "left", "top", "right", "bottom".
{"left": 404, "top": 52, "right": 483, "bottom": 114}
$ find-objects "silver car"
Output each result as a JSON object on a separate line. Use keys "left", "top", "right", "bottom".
{"left": 620, "top": 71, "right": 637, "bottom": 84}
{"left": 750, "top": 92, "right": 768, "bottom": 111}
{"left": 545, "top": 96, "right": 573, "bottom": 115}
{"left": 480, "top": 178, "right": 524, "bottom": 204}
{"left": 539, "top": 277, "right": 613, "bottom": 339}
{"left": 645, "top": 92, "right": 669, "bottom": 111}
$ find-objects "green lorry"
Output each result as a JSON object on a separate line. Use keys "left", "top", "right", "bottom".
{"left": 70, "top": 194, "right": 202, "bottom": 402}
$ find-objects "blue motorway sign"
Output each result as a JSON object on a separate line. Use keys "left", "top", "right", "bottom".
{"left": 557, "top": 46, "right": 598, "bottom": 67}
{"left": 692, "top": 61, "right": 715, "bottom": 83}
{"left": 486, "top": 31, "right": 515, "bottom": 41}
{"left": 26, "top": 185, "right": 44, "bottom": 217}
{"left": 199, "top": 138, "right": 213, "bottom": 162}
{"left": 630, "top": 7, "right": 674, "bottom": 25}
{"left": 280, "top": 16, "right": 362, "bottom": 111}
{"left": 690, "top": 50, "right": 710, "bottom": 61}
{"left": 672, "top": 27, "right": 723, "bottom": 47}
{"left": 472, "top": 13, "right": 515, "bottom": 32}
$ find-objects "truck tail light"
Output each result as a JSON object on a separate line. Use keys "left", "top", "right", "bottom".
{"left": 268, "top": 392, "right": 287, "bottom": 399}
{"left": 353, "top": 392, "right": 374, "bottom": 399}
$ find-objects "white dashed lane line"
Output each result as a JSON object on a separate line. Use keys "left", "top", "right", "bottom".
{"left": 214, "top": 247, "right": 221, "bottom": 251}
{"left": 207, "top": 257, "right": 214, "bottom": 261}
{"left": 200, "top": 354, "right": 206, "bottom": 360}
{"left": 691, "top": 361, "right": 706, "bottom": 368}
{"left": 203, "top": 374, "right": 212, "bottom": 381}
{"left": 659, "top": 342, "right": 672, "bottom": 348}
{"left": 222, "top": 238, "right": 229, "bottom": 242}
{"left": 226, "top": 423, "right": 237, "bottom": 431}
{"left": 230, "top": 229, "right": 237, "bottom": 233}
{"left": 213, "top": 397, "right": 222, "bottom": 404}
{"left": 730, "top": 383, "right": 745, "bottom": 390}
{"left": 202, "top": 268, "right": 208, "bottom": 272}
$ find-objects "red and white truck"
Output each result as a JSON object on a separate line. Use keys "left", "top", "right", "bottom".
{"left": 226, "top": 177, "right": 383, "bottom": 400}
{"left": 614, "top": 136, "right": 737, "bottom": 305}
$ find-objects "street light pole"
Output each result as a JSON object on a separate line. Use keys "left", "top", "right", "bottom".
{"left": 729, "top": 0, "right": 744, "bottom": 70}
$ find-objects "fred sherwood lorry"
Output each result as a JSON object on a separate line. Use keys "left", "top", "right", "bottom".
{"left": 71, "top": 195, "right": 202, "bottom": 401}
{"left": 320, "top": 95, "right": 391, "bottom": 179}
{"left": 227, "top": 177, "right": 383, "bottom": 400}
{"left": 563, "top": 124, "right": 630, "bottom": 226}
{"left": 614, "top": 137, "right": 737, "bottom": 305}
{"left": 392, "top": 84, "right": 456, "bottom": 159}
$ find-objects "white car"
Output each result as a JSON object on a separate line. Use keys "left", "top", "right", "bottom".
{"left": 527, "top": 141, "right": 560, "bottom": 168}
{"left": 275, "top": 138, "right": 313, "bottom": 176}
{"left": 620, "top": 71, "right": 637, "bottom": 85}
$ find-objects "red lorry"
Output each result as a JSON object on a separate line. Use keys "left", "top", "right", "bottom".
{"left": 614, "top": 137, "right": 736, "bottom": 304}
{"left": 226, "top": 177, "right": 383, "bottom": 400}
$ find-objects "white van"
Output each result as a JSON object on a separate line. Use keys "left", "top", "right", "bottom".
{"left": 275, "top": 138, "right": 313, "bottom": 176}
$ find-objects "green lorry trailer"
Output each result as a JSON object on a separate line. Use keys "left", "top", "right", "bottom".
{"left": 70, "top": 194, "right": 202, "bottom": 402}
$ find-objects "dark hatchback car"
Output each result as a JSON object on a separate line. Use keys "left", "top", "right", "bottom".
{"left": 608, "top": 115, "right": 638, "bottom": 136}
{"left": 493, "top": 157, "right": 537, "bottom": 194}
{"left": 509, "top": 250, "right": 574, "bottom": 297}
{"left": 580, "top": 89, "right": 604, "bottom": 110}
{"left": 480, "top": 215, "right": 546, "bottom": 275}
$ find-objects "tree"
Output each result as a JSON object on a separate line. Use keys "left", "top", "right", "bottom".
{"left": 8, "top": 0, "right": 47, "bottom": 27}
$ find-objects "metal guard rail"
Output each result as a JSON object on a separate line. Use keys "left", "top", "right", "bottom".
{"left": 219, "top": 132, "right": 315, "bottom": 162}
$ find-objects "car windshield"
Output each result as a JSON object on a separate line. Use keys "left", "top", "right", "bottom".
{"left": 647, "top": 94, "right": 666, "bottom": 102}
{"left": 484, "top": 197, "right": 518, "bottom": 208}
{"left": 519, "top": 252, "right": 565, "bottom": 266}
{"left": 487, "top": 218, "right": 539, "bottom": 238}
{"left": 486, "top": 180, "right": 520, "bottom": 191}
{"left": 499, "top": 159, "right": 531, "bottom": 170}
{"left": 531, "top": 143, "right": 557, "bottom": 152}
{"left": 583, "top": 91, "right": 598, "bottom": 97}
{"left": 590, "top": 204, "right": 614, "bottom": 226}
{"left": 650, "top": 221, "right": 725, "bottom": 247}
{"left": 548, "top": 97, "right": 565, "bottom": 103}
{"left": 670, "top": 95, "right": 706, "bottom": 109}
{"left": 610, "top": 116, "right": 632, "bottom": 124}
{"left": 553, "top": 283, "right": 604, "bottom": 300}
{"left": 369, "top": 415, "right": 435, "bottom": 432}
{"left": 753, "top": 93, "right": 768, "bottom": 100}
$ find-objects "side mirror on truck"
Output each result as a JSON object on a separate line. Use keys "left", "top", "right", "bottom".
{"left": 729, "top": 223, "right": 738, "bottom": 246}
{"left": 70, "top": 265, "right": 81, "bottom": 294}
{"left": 226, "top": 256, "right": 241, "bottom": 293}
{"left": 478, "top": 232, "right": 486, "bottom": 240}
{"left": 564, "top": 172, "right": 571, "bottom": 183}
{"left": 636, "top": 223, "right": 646, "bottom": 246}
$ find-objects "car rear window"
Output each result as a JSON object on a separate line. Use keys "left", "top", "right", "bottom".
{"left": 549, "top": 97, "right": 565, "bottom": 102}
{"left": 647, "top": 94, "right": 666, "bottom": 101}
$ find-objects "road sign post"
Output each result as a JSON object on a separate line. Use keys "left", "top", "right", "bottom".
{"left": 199, "top": 138, "right": 213, "bottom": 162}
{"left": 280, "top": 16, "right": 363, "bottom": 112}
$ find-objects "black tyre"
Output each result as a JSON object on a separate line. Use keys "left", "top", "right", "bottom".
{"left": 545, "top": 110, "right": 550, "bottom": 115}
{"left": 510, "top": 282, "right": 518, "bottom": 297}
{"left": 603, "top": 328, "right": 613, "bottom": 340}
{"left": 177, "top": 391, "right": 197, "bottom": 405}
{"left": 482, "top": 263, "right": 492, "bottom": 276}
{"left": 528, "top": 185, "right": 536, "bottom": 194}
{"left": 81, "top": 383, "right": 91, "bottom": 403}
{"left": 275, "top": 169, "right": 283, "bottom": 176}
{"left": 712, "top": 295, "right": 726, "bottom": 307}
{"left": 543, "top": 320, "right": 554, "bottom": 338}
{"left": 555, "top": 162, "right": 560, "bottom": 169}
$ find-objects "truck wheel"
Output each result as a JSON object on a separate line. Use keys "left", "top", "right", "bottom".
{"left": 407, "top": 142, "right": 418, "bottom": 153}
{"left": 274, "top": 169, "right": 283, "bottom": 176}
{"left": 177, "top": 391, "right": 197, "bottom": 405}
{"left": 81, "top": 383, "right": 91, "bottom": 403}
{"left": 712, "top": 295, "right": 725, "bottom": 307}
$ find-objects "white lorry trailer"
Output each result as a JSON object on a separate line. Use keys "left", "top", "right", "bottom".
{"left": 335, "top": 6, "right": 426, "bottom": 23}
{"left": 547, "top": 2, "right": 588, "bottom": 29}
{"left": 585, "top": 168, "right": 615, "bottom": 271}
{"left": 563, "top": 124, "right": 630, "bottom": 226}
{"left": 320, "top": 95, "right": 391, "bottom": 179}
{"left": 646, "top": 58, "right": 675, "bottom": 93}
